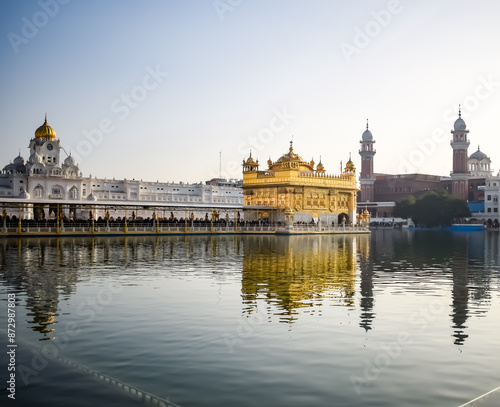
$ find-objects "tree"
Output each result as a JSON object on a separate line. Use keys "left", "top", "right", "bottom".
{"left": 394, "top": 191, "right": 470, "bottom": 227}
{"left": 394, "top": 196, "right": 416, "bottom": 219}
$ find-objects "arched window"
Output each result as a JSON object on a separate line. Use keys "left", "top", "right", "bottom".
{"left": 34, "top": 185, "right": 43, "bottom": 198}
{"left": 69, "top": 186, "right": 78, "bottom": 200}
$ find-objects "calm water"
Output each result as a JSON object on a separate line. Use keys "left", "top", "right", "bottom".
{"left": 0, "top": 231, "right": 499, "bottom": 406}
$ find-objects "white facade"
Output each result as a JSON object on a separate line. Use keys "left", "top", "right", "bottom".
{"left": 482, "top": 173, "right": 500, "bottom": 220}
{"left": 0, "top": 117, "right": 243, "bottom": 219}
{"left": 468, "top": 146, "right": 492, "bottom": 178}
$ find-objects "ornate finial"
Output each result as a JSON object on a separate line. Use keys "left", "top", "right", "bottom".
{"left": 44, "top": 113, "right": 47, "bottom": 123}
{"left": 319, "top": 155, "right": 322, "bottom": 163}
{"left": 349, "top": 152, "right": 352, "bottom": 160}
{"left": 366, "top": 118, "right": 369, "bottom": 129}
{"left": 458, "top": 105, "right": 461, "bottom": 117}
{"left": 289, "top": 139, "right": 293, "bottom": 152}
{"left": 249, "top": 149, "right": 252, "bottom": 158}
{"left": 478, "top": 145, "right": 480, "bottom": 151}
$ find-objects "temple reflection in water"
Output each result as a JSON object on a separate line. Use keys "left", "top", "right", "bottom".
{"left": 240, "top": 235, "right": 369, "bottom": 323}
{"left": 0, "top": 238, "right": 80, "bottom": 340}
{"left": 0, "top": 232, "right": 498, "bottom": 344}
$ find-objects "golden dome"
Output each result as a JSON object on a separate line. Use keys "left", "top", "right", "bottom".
{"left": 35, "top": 115, "right": 56, "bottom": 140}
{"left": 344, "top": 154, "right": 356, "bottom": 173}
{"left": 269, "top": 141, "right": 315, "bottom": 172}
{"left": 244, "top": 151, "right": 257, "bottom": 165}
{"left": 276, "top": 141, "right": 304, "bottom": 163}
{"left": 316, "top": 156, "right": 325, "bottom": 172}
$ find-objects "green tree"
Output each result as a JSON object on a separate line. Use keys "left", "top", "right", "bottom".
{"left": 394, "top": 196, "right": 416, "bottom": 219}
{"left": 394, "top": 191, "right": 470, "bottom": 227}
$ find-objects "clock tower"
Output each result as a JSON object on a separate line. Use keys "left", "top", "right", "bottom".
{"left": 27, "top": 115, "right": 62, "bottom": 174}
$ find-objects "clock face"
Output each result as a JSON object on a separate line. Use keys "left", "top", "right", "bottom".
{"left": 47, "top": 144, "right": 53, "bottom": 151}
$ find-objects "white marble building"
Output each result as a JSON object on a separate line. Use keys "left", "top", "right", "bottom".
{"left": 480, "top": 173, "right": 500, "bottom": 226}
{"left": 468, "top": 146, "right": 492, "bottom": 178}
{"left": 0, "top": 117, "right": 243, "bottom": 219}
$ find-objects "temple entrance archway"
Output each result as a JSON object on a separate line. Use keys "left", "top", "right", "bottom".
{"left": 338, "top": 213, "right": 349, "bottom": 224}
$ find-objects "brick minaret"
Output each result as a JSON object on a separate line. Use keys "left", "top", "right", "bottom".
{"left": 359, "top": 120, "right": 376, "bottom": 202}
{"left": 450, "top": 106, "right": 470, "bottom": 200}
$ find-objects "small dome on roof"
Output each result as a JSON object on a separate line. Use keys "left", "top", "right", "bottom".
{"left": 244, "top": 151, "right": 257, "bottom": 165}
{"left": 469, "top": 147, "right": 488, "bottom": 160}
{"left": 276, "top": 141, "right": 304, "bottom": 163}
{"left": 316, "top": 156, "right": 325, "bottom": 172}
{"left": 29, "top": 151, "right": 43, "bottom": 164}
{"left": 3, "top": 163, "right": 16, "bottom": 172}
{"left": 453, "top": 106, "right": 467, "bottom": 131}
{"left": 13, "top": 153, "right": 25, "bottom": 166}
{"left": 345, "top": 153, "right": 356, "bottom": 173}
{"left": 18, "top": 189, "right": 31, "bottom": 199}
{"left": 454, "top": 117, "right": 466, "bottom": 131}
{"left": 362, "top": 119, "right": 373, "bottom": 141}
{"left": 64, "top": 154, "right": 77, "bottom": 167}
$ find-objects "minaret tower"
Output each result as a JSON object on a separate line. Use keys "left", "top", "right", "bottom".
{"left": 450, "top": 106, "right": 470, "bottom": 200}
{"left": 359, "top": 120, "right": 376, "bottom": 202}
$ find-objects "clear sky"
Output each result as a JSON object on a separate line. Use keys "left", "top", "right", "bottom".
{"left": 1, "top": 0, "right": 499, "bottom": 183}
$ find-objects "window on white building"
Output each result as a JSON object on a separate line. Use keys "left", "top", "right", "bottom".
{"left": 34, "top": 186, "right": 43, "bottom": 198}
{"left": 69, "top": 187, "right": 78, "bottom": 199}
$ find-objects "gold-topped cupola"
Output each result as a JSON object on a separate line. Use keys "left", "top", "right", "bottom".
{"left": 35, "top": 114, "right": 56, "bottom": 140}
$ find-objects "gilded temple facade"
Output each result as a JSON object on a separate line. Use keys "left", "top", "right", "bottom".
{"left": 242, "top": 142, "right": 358, "bottom": 224}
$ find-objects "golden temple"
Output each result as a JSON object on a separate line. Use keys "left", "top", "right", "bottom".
{"left": 242, "top": 141, "right": 358, "bottom": 225}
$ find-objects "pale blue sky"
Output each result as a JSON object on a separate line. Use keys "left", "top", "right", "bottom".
{"left": 1, "top": 0, "right": 499, "bottom": 182}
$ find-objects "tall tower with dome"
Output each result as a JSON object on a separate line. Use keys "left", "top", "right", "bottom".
{"left": 450, "top": 107, "right": 470, "bottom": 200}
{"left": 358, "top": 120, "right": 376, "bottom": 202}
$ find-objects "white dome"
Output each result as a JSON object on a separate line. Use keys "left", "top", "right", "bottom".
{"left": 453, "top": 107, "right": 467, "bottom": 131}
{"left": 87, "top": 193, "right": 98, "bottom": 201}
{"left": 18, "top": 189, "right": 31, "bottom": 199}
{"left": 13, "top": 154, "right": 25, "bottom": 166}
{"left": 362, "top": 129, "right": 373, "bottom": 141}
{"left": 362, "top": 120, "right": 373, "bottom": 141}
{"left": 29, "top": 151, "right": 43, "bottom": 164}
{"left": 469, "top": 148, "right": 488, "bottom": 161}
{"left": 64, "top": 154, "right": 77, "bottom": 167}
{"left": 3, "top": 163, "right": 16, "bottom": 172}
{"left": 454, "top": 117, "right": 467, "bottom": 131}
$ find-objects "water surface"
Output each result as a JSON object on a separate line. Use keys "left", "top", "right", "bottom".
{"left": 0, "top": 231, "right": 499, "bottom": 406}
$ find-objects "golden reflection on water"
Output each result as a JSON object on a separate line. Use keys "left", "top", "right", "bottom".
{"left": 1, "top": 232, "right": 498, "bottom": 344}
{"left": 241, "top": 235, "right": 370, "bottom": 323}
